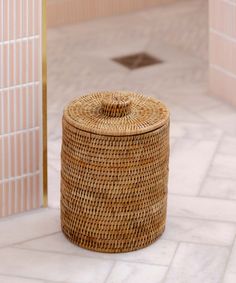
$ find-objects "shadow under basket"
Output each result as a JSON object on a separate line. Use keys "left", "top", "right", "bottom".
{"left": 61, "top": 91, "right": 170, "bottom": 253}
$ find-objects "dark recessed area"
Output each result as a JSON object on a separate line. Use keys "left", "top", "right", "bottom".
{"left": 112, "top": 52, "right": 163, "bottom": 70}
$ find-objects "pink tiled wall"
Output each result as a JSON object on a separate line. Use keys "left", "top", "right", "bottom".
{"left": 209, "top": 0, "right": 236, "bottom": 106}
{"left": 47, "top": 0, "right": 178, "bottom": 28}
{"left": 0, "top": 0, "right": 43, "bottom": 217}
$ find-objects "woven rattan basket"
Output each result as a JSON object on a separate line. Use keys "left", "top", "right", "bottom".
{"left": 61, "top": 91, "right": 170, "bottom": 253}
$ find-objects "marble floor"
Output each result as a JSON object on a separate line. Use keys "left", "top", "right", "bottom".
{"left": 1, "top": 0, "right": 236, "bottom": 282}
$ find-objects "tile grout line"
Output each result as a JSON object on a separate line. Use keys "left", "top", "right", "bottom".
{"left": 14, "top": 236, "right": 235, "bottom": 252}
{"left": 32, "top": 0, "right": 36, "bottom": 209}
{"left": 39, "top": 0, "right": 43, "bottom": 207}
{"left": 0, "top": 171, "right": 40, "bottom": 185}
{"left": 210, "top": 64, "right": 236, "bottom": 80}
{"left": 210, "top": 27, "right": 236, "bottom": 43}
{"left": 198, "top": 132, "right": 224, "bottom": 197}
{"left": 0, "top": 273, "right": 59, "bottom": 283}
{"left": 0, "top": 0, "right": 4, "bottom": 218}
{"left": 0, "top": 81, "right": 40, "bottom": 92}
{"left": 202, "top": 174, "right": 236, "bottom": 182}
{"left": 13, "top": 0, "right": 18, "bottom": 215}
{"left": 167, "top": 212, "right": 236, "bottom": 225}
{"left": 19, "top": 0, "right": 24, "bottom": 212}
{"left": 0, "top": 34, "right": 40, "bottom": 45}
{"left": 7, "top": 0, "right": 11, "bottom": 217}
{"left": 0, "top": 126, "right": 40, "bottom": 138}
{"left": 26, "top": 0, "right": 30, "bottom": 211}
{"left": 0, "top": 207, "right": 58, "bottom": 223}
{"left": 168, "top": 214, "right": 236, "bottom": 227}
{"left": 219, "top": 234, "right": 236, "bottom": 283}
{"left": 11, "top": 245, "right": 171, "bottom": 267}
{"left": 169, "top": 91, "right": 236, "bottom": 132}
{"left": 169, "top": 192, "right": 236, "bottom": 203}
{"left": 11, "top": 231, "right": 61, "bottom": 247}
{"left": 0, "top": 231, "right": 61, "bottom": 250}
{"left": 160, "top": 242, "right": 180, "bottom": 283}
{"left": 223, "top": 0, "right": 236, "bottom": 6}
{"left": 209, "top": 172, "right": 236, "bottom": 182}
{"left": 103, "top": 261, "right": 116, "bottom": 283}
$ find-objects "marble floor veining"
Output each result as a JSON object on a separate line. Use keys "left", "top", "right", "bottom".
{"left": 1, "top": 0, "right": 236, "bottom": 282}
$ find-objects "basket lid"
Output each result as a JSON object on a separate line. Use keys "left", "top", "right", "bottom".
{"left": 63, "top": 91, "right": 169, "bottom": 136}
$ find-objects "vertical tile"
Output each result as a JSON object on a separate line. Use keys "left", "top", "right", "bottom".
{"left": 16, "top": 178, "right": 22, "bottom": 213}
{"left": 3, "top": 45, "right": 8, "bottom": 88}
{"left": 35, "top": 173, "right": 40, "bottom": 208}
{"left": 34, "top": 38, "right": 40, "bottom": 82}
{"left": 10, "top": 131, "right": 15, "bottom": 177}
{"left": 4, "top": 136, "right": 9, "bottom": 179}
{"left": 4, "top": 181, "right": 9, "bottom": 216}
{"left": 23, "top": 175, "right": 28, "bottom": 211}
{"left": 0, "top": 0, "right": 3, "bottom": 41}
{"left": 0, "top": 183, "right": 2, "bottom": 217}
{"left": 22, "top": 0, "right": 27, "bottom": 38}
{"left": 35, "top": 129, "right": 40, "bottom": 171}
{"left": 9, "top": 43, "right": 14, "bottom": 86}
{"left": 15, "top": 41, "right": 20, "bottom": 85}
{"left": 9, "top": 0, "right": 14, "bottom": 40}
{"left": 3, "top": 0, "right": 9, "bottom": 41}
{"left": 21, "top": 40, "right": 27, "bottom": 84}
{"left": 209, "top": 0, "right": 236, "bottom": 105}
{"left": 16, "top": 133, "right": 22, "bottom": 176}
{"left": 15, "top": 0, "right": 21, "bottom": 39}
{"left": 0, "top": 137, "right": 2, "bottom": 180}
{"left": 34, "top": 0, "right": 40, "bottom": 36}
{"left": 209, "top": 68, "right": 236, "bottom": 122}
{"left": 28, "top": 0, "right": 33, "bottom": 36}
{"left": 10, "top": 179, "right": 15, "bottom": 214}
{"left": 29, "top": 130, "right": 34, "bottom": 172}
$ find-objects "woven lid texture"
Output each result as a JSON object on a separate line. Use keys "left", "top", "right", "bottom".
{"left": 63, "top": 91, "right": 169, "bottom": 136}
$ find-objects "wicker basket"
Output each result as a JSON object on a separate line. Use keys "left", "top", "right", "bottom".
{"left": 61, "top": 91, "right": 170, "bottom": 253}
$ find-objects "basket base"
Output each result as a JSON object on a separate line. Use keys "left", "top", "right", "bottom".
{"left": 61, "top": 224, "right": 166, "bottom": 254}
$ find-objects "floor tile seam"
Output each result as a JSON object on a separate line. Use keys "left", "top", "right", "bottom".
{"left": 0, "top": 273, "right": 57, "bottom": 283}
{"left": 169, "top": 192, "right": 236, "bottom": 203}
{"left": 0, "top": 231, "right": 61, "bottom": 250}
{"left": 10, "top": 245, "right": 171, "bottom": 267}
{"left": 103, "top": 261, "right": 116, "bottom": 283}
{"left": 168, "top": 215, "right": 236, "bottom": 226}
{"left": 198, "top": 132, "right": 223, "bottom": 197}
{"left": 160, "top": 242, "right": 180, "bottom": 283}
{"left": 208, "top": 173, "right": 236, "bottom": 182}
{"left": 167, "top": 213, "right": 236, "bottom": 225}
{"left": 220, "top": 235, "right": 236, "bottom": 283}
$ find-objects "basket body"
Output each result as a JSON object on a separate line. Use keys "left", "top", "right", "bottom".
{"left": 61, "top": 116, "right": 169, "bottom": 253}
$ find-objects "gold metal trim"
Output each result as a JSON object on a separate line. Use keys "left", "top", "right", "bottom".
{"left": 42, "top": 0, "right": 48, "bottom": 207}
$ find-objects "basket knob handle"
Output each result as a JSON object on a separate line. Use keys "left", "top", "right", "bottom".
{"left": 101, "top": 93, "right": 132, "bottom": 117}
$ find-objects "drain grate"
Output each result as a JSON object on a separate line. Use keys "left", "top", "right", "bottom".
{"left": 112, "top": 52, "right": 163, "bottom": 70}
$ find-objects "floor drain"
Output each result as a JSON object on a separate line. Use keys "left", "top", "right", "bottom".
{"left": 112, "top": 52, "right": 163, "bottom": 70}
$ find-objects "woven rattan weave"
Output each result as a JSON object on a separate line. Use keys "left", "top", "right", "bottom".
{"left": 61, "top": 91, "right": 170, "bottom": 253}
